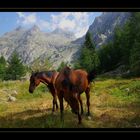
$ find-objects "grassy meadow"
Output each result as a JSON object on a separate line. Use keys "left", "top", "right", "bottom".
{"left": 0, "top": 77, "right": 140, "bottom": 128}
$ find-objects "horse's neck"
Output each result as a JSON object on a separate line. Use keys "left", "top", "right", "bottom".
{"left": 37, "top": 72, "right": 51, "bottom": 85}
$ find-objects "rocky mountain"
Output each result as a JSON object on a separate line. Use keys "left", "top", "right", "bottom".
{"left": 73, "top": 12, "right": 131, "bottom": 47}
{"left": 0, "top": 25, "right": 77, "bottom": 68}
{"left": 0, "top": 12, "right": 131, "bottom": 69}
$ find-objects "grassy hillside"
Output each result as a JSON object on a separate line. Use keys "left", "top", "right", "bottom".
{"left": 0, "top": 77, "right": 140, "bottom": 128}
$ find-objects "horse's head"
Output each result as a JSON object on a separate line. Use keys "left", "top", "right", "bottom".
{"left": 68, "top": 93, "right": 79, "bottom": 115}
{"left": 29, "top": 72, "right": 40, "bottom": 93}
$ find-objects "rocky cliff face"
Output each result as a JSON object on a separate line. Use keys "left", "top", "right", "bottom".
{"left": 74, "top": 12, "right": 131, "bottom": 47}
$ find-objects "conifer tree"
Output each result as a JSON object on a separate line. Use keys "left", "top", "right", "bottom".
{"left": 74, "top": 32, "right": 100, "bottom": 73}
{"left": 6, "top": 51, "right": 26, "bottom": 80}
{"left": 0, "top": 56, "right": 7, "bottom": 80}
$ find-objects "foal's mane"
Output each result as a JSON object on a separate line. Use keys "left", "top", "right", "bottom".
{"left": 32, "top": 70, "right": 56, "bottom": 78}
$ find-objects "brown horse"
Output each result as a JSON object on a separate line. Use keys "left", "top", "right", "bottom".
{"left": 29, "top": 70, "right": 59, "bottom": 112}
{"left": 54, "top": 66, "right": 95, "bottom": 124}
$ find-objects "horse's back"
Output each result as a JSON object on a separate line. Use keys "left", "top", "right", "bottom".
{"left": 72, "top": 69, "right": 88, "bottom": 83}
{"left": 55, "top": 67, "right": 89, "bottom": 93}
{"left": 74, "top": 69, "right": 88, "bottom": 77}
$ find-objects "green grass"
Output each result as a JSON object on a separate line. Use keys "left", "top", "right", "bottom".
{"left": 0, "top": 77, "right": 140, "bottom": 128}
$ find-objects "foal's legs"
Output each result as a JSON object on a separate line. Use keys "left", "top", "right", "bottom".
{"left": 85, "top": 87, "right": 90, "bottom": 116}
{"left": 48, "top": 85, "right": 58, "bottom": 112}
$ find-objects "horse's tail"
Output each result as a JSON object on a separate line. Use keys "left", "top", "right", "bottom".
{"left": 87, "top": 69, "right": 96, "bottom": 83}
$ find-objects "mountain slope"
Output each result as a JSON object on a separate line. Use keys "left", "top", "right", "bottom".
{"left": 0, "top": 25, "right": 76, "bottom": 68}
{"left": 74, "top": 12, "right": 131, "bottom": 47}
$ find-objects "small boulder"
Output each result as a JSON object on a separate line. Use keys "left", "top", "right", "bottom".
{"left": 7, "top": 95, "right": 16, "bottom": 102}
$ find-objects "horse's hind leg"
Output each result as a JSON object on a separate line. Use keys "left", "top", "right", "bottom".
{"left": 77, "top": 102, "right": 82, "bottom": 124}
{"left": 58, "top": 92, "right": 64, "bottom": 122}
{"left": 73, "top": 93, "right": 82, "bottom": 124}
{"left": 52, "top": 96, "right": 58, "bottom": 112}
{"left": 78, "top": 94, "right": 83, "bottom": 115}
{"left": 76, "top": 97, "right": 82, "bottom": 124}
{"left": 55, "top": 98, "right": 58, "bottom": 110}
{"left": 48, "top": 85, "right": 58, "bottom": 112}
{"left": 52, "top": 85, "right": 58, "bottom": 110}
{"left": 53, "top": 93, "right": 58, "bottom": 110}
{"left": 85, "top": 87, "right": 90, "bottom": 116}
{"left": 52, "top": 94, "right": 58, "bottom": 112}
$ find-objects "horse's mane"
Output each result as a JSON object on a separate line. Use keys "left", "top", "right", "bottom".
{"left": 32, "top": 70, "right": 57, "bottom": 77}
{"left": 43, "top": 71, "right": 56, "bottom": 78}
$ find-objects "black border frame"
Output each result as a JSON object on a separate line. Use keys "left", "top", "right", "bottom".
{"left": 0, "top": 0, "right": 140, "bottom": 133}
{"left": 0, "top": 0, "right": 140, "bottom": 10}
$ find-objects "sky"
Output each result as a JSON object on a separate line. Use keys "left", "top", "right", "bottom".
{"left": 0, "top": 12, "right": 102, "bottom": 38}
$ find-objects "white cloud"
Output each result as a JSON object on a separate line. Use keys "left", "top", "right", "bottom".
{"left": 75, "top": 26, "right": 89, "bottom": 39}
{"left": 16, "top": 12, "right": 92, "bottom": 38}
{"left": 16, "top": 12, "right": 37, "bottom": 25}
{"left": 17, "top": 12, "right": 25, "bottom": 18}
{"left": 37, "top": 19, "right": 50, "bottom": 31}
{"left": 50, "top": 12, "right": 90, "bottom": 38}
{"left": 58, "top": 19, "right": 76, "bottom": 30}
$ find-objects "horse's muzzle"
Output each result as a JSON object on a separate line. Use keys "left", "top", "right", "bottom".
{"left": 29, "top": 89, "right": 33, "bottom": 93}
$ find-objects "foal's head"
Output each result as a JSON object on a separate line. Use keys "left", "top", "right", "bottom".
{"left": 29, "top": 72, "right": 40, "bottom": 93}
